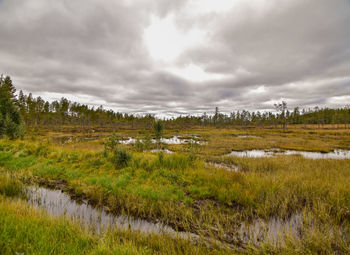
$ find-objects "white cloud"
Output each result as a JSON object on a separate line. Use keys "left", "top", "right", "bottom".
{"left": 166, "top": 63, "right": 228, "bottom": 82}
{"left": 327, "top": 96, "right": 350, "bottom": 106}
{"left": 144, "top": 14, "right": 206, "bottom": 62}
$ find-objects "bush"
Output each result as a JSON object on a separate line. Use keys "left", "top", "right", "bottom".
{"left": 143, "top": 132, "right": 152, "bottom": 151}
{"left": 112, "top": 148, "right": 132, "bottom": 169}
{"left": 134, "top": 138, "right": 144, "bottom": 152}
{"left": 104, "top": 132, "right": 120, "bottom": 156}
{"left": 158, "top": 151, "right": 164, "bottom": 164}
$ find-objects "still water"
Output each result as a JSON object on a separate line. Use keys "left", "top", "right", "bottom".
{"left": 226, "top": 149, "right": 350, "bottom": 159}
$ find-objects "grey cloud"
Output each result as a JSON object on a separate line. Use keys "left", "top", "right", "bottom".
{"left": 0, "top": 0, "right": 350, "bottom": 116}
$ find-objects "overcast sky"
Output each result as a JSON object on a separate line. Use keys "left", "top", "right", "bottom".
{"left": 1, "top": 0, "right": 350, "bottom": 116}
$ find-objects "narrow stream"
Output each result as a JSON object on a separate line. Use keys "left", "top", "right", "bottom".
{"left": 24, "top": 185, "right": 306, "bottom": 247}
{"left": 25, "top": 186, "right": 198, "bottom": 238}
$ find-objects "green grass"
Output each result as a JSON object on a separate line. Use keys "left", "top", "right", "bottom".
{"left": 0, "top": 173, "right": 25, "bottom": 198}
{"left": 0, "top": 151, "right": 37, "bottom": 171}
{"left": 0, "top": 126, "right": 350, "bottom": 253}
{"left": 33, "top": 161, "right": 66, "bottom": 178}
{"left": 0, "top": 196, "right": 229, "bottom": 255}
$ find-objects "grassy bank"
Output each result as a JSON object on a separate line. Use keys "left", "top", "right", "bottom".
{"left": 0, "top": 195, "right": 230, "bottom": 254}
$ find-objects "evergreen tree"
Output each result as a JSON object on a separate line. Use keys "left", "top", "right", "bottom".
{"left": 153, "top": 120, "right": 163, "bottom": 149}
{"left": 0, "top": 75, "right": 24, "bottom": 139}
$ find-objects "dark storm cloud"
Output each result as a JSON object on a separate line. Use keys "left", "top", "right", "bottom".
{"left": 0, "top": 0, "right": 350, "bottom": 116}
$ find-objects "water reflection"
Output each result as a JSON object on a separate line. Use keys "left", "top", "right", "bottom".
{"left": 53, "top": 135, "right": 207, "bottom": 146}
{"left": 121, "top": 136, "right": 207, "bottom": 145}
{"left": 24, "top": 186, "right": 344, "bottom": 248}
{"left": 238, "top": 213, "right": 303, "bottom": 245}
{"left": 226, "top": 149, "right": 350, "bottom": 159}
{"left": 52, "top": 135, "right": 101, "bottom": 145}
{"left": 150, "top": 149, "right": 174, "bottom": 154}
{"left": 205, "top": 162, "right": 239, "bottom": 172}
{"left": 26, "top": 186, "right": 192, "bottom": 237}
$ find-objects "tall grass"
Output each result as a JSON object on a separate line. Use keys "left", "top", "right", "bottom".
{"left": 0, "top": 197, "right": 228, "bottom": 255}
{"left": 0, "top": 126, "right": 350, "bottom": 252}
{"left": 0, "top": 173, "right": 25, "bottom": 197}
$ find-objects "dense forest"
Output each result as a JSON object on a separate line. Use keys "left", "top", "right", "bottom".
{"left": 1, "top": 75, "right": 350, "bottom": 134}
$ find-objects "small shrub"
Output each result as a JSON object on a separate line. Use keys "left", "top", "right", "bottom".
{"left": 30, "top": 143, "right": 50, "bottom": 157}
{"left": 186, "top": 134, "right": 199, "bottom": 165}
{"left": 143, "top": 132, "right": 152, "bottom": 151}
{"left": 134, "top": 138, "right": 144, "bottom": 152}
{"left": 158, "top": 151, "right": 164, "bottom": 164}
{"left": 104, "top": 132, "right": 120, "bottom": 156}
{"left": 67, "top": 152, "right": 79, "bottom": 163}
{"left": 153, "top": 120, "right": 163, "bottom": 149}
{"left": 112, "top": 148, "right": 132, "bottom": 169}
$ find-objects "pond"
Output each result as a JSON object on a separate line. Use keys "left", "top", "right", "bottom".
{"left": 53, "top": 135, "right": 207, "bottom": 146}
{"left": 52, "top": 135, "right": 101, "bottom": 145}
{"left": 205, "top": 162, "right": 239, "bottom": 172}
{"left": 121, "top": 136, "right": 207, "bottom": 145}
{"left": 226, "top": 149, "right": 350, "bottom": 159}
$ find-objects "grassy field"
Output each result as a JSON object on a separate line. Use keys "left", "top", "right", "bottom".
{"left": 0, "top": 126, "right": 350, "bottom": 254}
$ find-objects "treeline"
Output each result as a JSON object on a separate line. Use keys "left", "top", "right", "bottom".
{"left": 1, "top": 75, "right": 350, "bottom": 134}
{"left": 17, "top": 90, "right": 155, "bottom": 129}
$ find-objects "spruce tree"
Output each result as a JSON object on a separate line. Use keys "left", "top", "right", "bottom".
{"left": 0, "top": 75, "right": 24, "bottom": 139}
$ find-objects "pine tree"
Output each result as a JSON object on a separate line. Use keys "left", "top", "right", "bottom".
{"left": 0, "top": 75, "right": 24, "bottom": 139}
{"left": 153, "top": 120, "right": 163, "bottom": 149}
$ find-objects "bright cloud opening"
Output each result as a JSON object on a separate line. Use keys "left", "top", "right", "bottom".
{"left": 143, "top": 15, "right": 205, "bottom": 62}
{"left": 166, "top": 63, "right": 227, "bottom": 82}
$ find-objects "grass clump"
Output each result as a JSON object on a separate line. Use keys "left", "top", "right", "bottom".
{"left": 111, "top": 147, "right": 132, "bottom": 169}
{"left": 33, "top": 161, "right": 65, "bottom": 178}
{"left": 0, "top": 173, "right": 25, "bottom": 198}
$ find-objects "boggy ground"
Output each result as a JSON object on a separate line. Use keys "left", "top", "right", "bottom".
{"left": 1, "top": 126, "right": 350, "bottom": 254}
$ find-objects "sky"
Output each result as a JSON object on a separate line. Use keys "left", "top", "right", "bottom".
{"left": 0, "top": 0, "right": 350, "bottom": 117}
